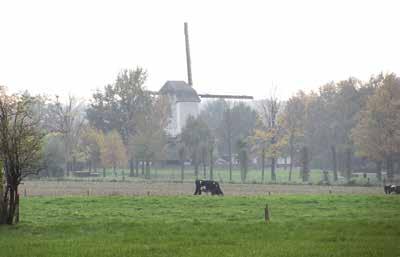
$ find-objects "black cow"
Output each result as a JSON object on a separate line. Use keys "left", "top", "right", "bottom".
{"left": 194, "top": 179, "right": 224, "bottom": 196}
{"left": 384, "top": 184, "right": 400, "bottom": 194}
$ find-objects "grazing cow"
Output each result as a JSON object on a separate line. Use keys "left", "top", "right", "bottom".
{"left": 384, "top": 185, "right": 400, "bottom": 194}
{"left": 194, "top": 179, "right": 224, "bottom": 196}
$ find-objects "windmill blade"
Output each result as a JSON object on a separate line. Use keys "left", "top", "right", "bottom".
{"left": 198, "top": 94, "right": 253, "bottom": 100}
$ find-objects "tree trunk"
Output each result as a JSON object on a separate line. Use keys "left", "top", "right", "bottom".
{"left": 271, "top": 157, "right": 276, "bottom": 181}
{"left": 228, "top": 137, "right": 232, "bottom": 182}
{"left": 129, "top": 158, "right": 134, "bottom": 177}
{"left": 88, "top": 160, "right": 92, "bottom": 172}
{"left": 145, "top": 161, "right": 150, "bottom": 179}
{"left": 301, "top": 146, "right": 309, "bottom": 182}
{"left": 240, "top": 150, "right": 248, "bottom": 183}
{"left": 103, "top": 167, "right": 106, "bottom": 177}
{"left": 5, "top": 185, "right": 18, "bottom": 225}
{"left": 331, "top": 145, "right": 338, "bottom": 181}
{"left": 288, "top": 138, "right": 294, "bottom": 181}
{"left": 261, "top": 148, "right": 265, "bottom": 183}
{"left": 135, "top": 161, "right": 139, "bottom": 177}
{"left": 209, "top": 147, "right": 214, "bottom": 181}
{"left": 0, "top": 180, "right": 6, "bottom": 224}
{"left": 387, "top": 154, "right": 394, "bottom": 180}
{"left": 141, "top": 161, "right": 145, "bottom": 176}
{"left": 72, "top": 156, "right": 77, "bottom": 172}
{"left": 376, "top": 160, "right": 382, "bottom": 181}
{"left": 193, "top": 152, "right": 199, "bottom": 179}
{"left": 113, "top": 164, "right": 116, "bottom": 177}
{"left": 180, "top": 159, "right": 185, "bottom": 182}
{"left": 345, "top": 148, "right": 352, "bottom": 181}
{"left": 284, "top": 157, "right": 287, "bottom": 170}
{"left": 202, "top": 150, "right": 207, "bottom": 179}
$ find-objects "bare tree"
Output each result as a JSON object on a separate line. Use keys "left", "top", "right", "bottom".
{"left": 45, "top": 95, "right": 85, "bottom": 176}
{"left": 0, "top": 88, "right": 44, "bottom": 224}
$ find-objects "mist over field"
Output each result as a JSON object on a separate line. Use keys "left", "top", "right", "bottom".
{"left": 1, "top": 1, "right": 400, "bottom": 256}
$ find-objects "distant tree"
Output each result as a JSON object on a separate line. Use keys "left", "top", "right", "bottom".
{"left": 87, "top": 68, "right": 149, "bottom": 139}
{"left": 259, "top": 94, "right": 281, "bottom": 181}
{"left": 0, "top": 161, "right": 4, "bottom": 223}
{"left": 101, "top": 130, "right": 127, "bottom": 176}
{"left": 0, "top": 88, "right": 44, "bottom": 225}
{"left": 45, "top": 95, "right": 85, "bottom": 176}
{"left": 278, "top": 91, "right": 306, "bottom": 181}
{"left": 87, "top": 68, "right": 152, "bottom": 174}
{"left": 201, "top": 101, "right": 257, "bottom": 181}
{"left": 129, "top": 96, "right": 169, "bottom": 179}
{"left": 237, "top": 138, "right": 249, "bottom": 183}
{"left": 81, "top": 126, "right": 105, "bottom": 173}
{"left": 181, "top": 116, "right": 212, "bottom": 179}
{"left": 177, "top": 142, "right": 186, "bottom": 182}
{"left": 332, "top": 78, "right": 362, "bottom": 181}
{"left": 250, "top": 119, "right": 269, "bottom": 183}
{"left": 42, "top": 133, "right": 65, "bottom": 177}
{"left": 352, "top": 73, "right": 400, "bottom": 180}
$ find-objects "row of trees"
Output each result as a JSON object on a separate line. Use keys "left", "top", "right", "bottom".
{"left": 186, "top": 73, "right": 400, "bottom": 183}
{"left": 39, "top": 68, "right": 170, "bottom": 179}
{"left": 36, "top": 71, "right": 400, "bottom": 184}
{"left": 1, "top": 70, "right": 400, "bottom": 224}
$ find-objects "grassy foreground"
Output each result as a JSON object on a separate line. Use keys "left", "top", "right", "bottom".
{"left": 0, "top": 195, "right": 399, "bottom": 257}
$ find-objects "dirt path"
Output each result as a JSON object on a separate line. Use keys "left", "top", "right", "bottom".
{"left": 19, "top": 181, "right": 383, "bottom": 196}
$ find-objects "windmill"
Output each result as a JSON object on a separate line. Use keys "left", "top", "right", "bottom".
{"left": 159, "top": 22, "right": 253, "bottom": 137}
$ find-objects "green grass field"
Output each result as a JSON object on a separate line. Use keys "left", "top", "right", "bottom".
{"left": 55, "top": 167, "right": 378, "bottom": 186}
{"left": 1, "top": 195, "right": 399, "bottom": 257}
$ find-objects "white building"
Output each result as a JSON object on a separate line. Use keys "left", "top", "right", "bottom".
{"left": 159, "top": 81, "right": 201, "bottom": 137}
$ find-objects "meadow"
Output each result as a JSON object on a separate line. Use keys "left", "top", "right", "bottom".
{"left": 0, "top": 195, "right": 399, "bottom": 257}
{"left": 49, "top": 166, "right": 378, "bottom": 186}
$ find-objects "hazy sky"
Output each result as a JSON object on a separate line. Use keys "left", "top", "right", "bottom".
{"left": 1, "top": 0, "right": 399, "bottom": 100}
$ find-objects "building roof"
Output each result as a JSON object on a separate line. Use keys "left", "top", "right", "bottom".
{"left": 159, "top": 81, "right": 201, "bottom": 102}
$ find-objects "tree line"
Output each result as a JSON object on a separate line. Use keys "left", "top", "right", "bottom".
{"left": 1, "top": 69, "right": 400, "bottom": 224}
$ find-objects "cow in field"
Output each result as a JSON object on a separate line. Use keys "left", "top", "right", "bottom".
{"left": 194, "top": 179, "right": 224, "bottom": 196}
{"left": 384, "top": 184, "right": 400, "bottom": 194}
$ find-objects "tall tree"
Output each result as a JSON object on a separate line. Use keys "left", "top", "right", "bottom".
{"left": 279, "top": 91, "right": 306, "bottom": 181}
{"left": 87, "top": 68, "right": 149, "bottom": 140}
{"left": 81, "top": 126, "right": 105, "bottom": 173}
{"left": 181, "top": 116, "right": 212, "bottom": 179}
{"left": 45, "top": 95, "right": 85, "bottom": 176}
{"left": 87, "top": 68, "right": 151, "bottom": 174}
{"left": 259, "top": 95, "right": 281, "bottom": 181}
{"left": 101, "top": 130, "right": 127, "bottom": 176}
{"left": 237, "top": 138, "right": 249, "bottom": 183}
{"left": 129, "top": 95, "right": 169, "bottom": 179}
{"left": 42, "top": 133, "right": 66, "bottom": 177}
{"left": 201, "top": 101, "right": 256, "bottom": 181}
{"left": 353, "top": 73, "right": 400, "bottom": 180}
{"left": 0, "top": 88, "right": 44, "bottom": 224}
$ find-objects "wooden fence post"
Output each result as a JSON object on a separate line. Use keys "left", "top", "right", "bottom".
{"left": 264, "top": 204, "right": 270, "bottom": 223}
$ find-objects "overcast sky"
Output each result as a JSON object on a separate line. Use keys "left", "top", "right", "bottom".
{"left": 1, "top": 0, "right": 399, "bottom": 100}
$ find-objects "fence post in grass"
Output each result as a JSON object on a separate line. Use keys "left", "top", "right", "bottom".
{"left": 264, "top": 204, "right": 270, "bottom": 223}
{"left": 24, "top": 188, "right": 27, "bottom": 197}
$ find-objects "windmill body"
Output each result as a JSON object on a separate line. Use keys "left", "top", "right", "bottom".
{"left": 159, "top": 23, "right": 252, "bottom": 138}
{"left": 160, "top": 80, "right": 200, "bottom": 136}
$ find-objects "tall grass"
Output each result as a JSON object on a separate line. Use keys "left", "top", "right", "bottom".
{"left": 0, "top": 195, "right": 399, "bottom": 257}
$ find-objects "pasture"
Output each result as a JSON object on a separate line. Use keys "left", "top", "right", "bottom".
{"left": 1, "top": 195, "right": 399, "bottom": 257}
{"left": 40, "top": 167, "right": 379, "bottom": 186}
